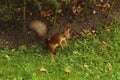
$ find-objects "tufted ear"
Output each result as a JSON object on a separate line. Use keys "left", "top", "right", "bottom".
{"left": 63, "top": 28, "right": 70, "bottom": 32}
{"left": 63, "top": 28, "right": 71, "bottom": 39}
{"left": 67, "top": 29, "right": 70, "bottom": 32}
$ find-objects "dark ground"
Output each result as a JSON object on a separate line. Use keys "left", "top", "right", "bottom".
{"left": 0, "top": 0, "right": 120, "bottom": 49}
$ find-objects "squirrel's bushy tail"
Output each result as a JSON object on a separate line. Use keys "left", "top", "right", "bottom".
{"left": 30, "top": 20, "right": 48, "bottom": 38}
{"left": 30, "top": 20, "right": 49, "bottom": 46}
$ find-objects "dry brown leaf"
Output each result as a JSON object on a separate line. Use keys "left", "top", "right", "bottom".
{"left": 72, "top": 6, "right": 76, "bottom": 14}
{"left": 5, "top": 55, "right": 11, "bottom": 61}
{"left": 93, "top": 10, "right": 96, "bottom": 14}
{"left": 107, "top": 63, "right": 112, "bottom": 71}
{"left": 65, "top": 67, "right": 71, "bottom": 73}
{"left": 96, "top": 4, "right": 102, "bottom": 7}
{"left": 11, "top": 48, "right": 15, "bottom": 52}
{"left": 100, "top": 0, "right": 104, "bottom": 2}
{"left": 17, "top": 8, "right": 21, "bottom": 12}
{"left": 100, "top": 41, "right": 113, "bottom": 49}
{"left": 5, "top": 41, "right": 9, "bottom": 45}
{"left": 106, "top": 3, "right": 110, "bottom": 8}
{"left": 40, "top": 67, "right": 47, "bottom": 72}
{"left": 29, "top": 12, "right": 32, "bottom": 16}
{"left": 72, "top": 5, "right": 83, "bottom": 15}
{"left": 57, "top": 8, "right": 62, "bottom": 13}
{"left": 41, "top": 10, "right": 52, "bottom": 17}
{"left": 100, "top": 41, "right": 107, "bottom": 47}
{"left": 103, "top": 3, "right": 110, "bottom": 8}
{"left": 106, "top": 28, "right": 110, "bottom": 32}
{"left": 101, "top": 8, "right": 106, "bottom": 12}
{"left": 77, "top": 5, "right": 83, "bottom": 13}
{"left": 101, "top": 3, "right": 110, "bottom": 12}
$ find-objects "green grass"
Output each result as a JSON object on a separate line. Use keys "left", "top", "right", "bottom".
{"left": 0, "top": 18, "right": 120, "bottom": 80}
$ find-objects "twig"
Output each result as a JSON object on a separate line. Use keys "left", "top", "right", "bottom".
{"left": 23, "top": 0, "right": 26, "bottom": 32}
{"left": 107, "top": 0, "right": 116, "bottom": 18}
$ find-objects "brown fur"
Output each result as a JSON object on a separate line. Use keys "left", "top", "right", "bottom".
{"left": 30, "top": 20, "right": 71, "bottom": 56}
{"left": 48, "top": 29, "right": 71, "bottom": 55}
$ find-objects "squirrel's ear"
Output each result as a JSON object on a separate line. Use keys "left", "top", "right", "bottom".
{"left": 63, "top": 28, "right": 70, "bottom": 33}
{"left": 65, "top": 28, "right": 70, "bottom": 32}
{"left": 64, "top": 28, "right": 70, "bottom": 31}
{"left": 67, "top": 29, "right": 70, "bottom": 31}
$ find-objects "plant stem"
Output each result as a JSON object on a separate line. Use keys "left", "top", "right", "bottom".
{"left": 53, "top": 7, "right": 57, "bottom": 28}
{"left": 34, "top": 0, "right": 42, "bottom": 11}
{"left": 23, "top": 0, "right": 26, "bottom": 32}
{"left": 107, "top": 0, "right": 116, "bottom": 18}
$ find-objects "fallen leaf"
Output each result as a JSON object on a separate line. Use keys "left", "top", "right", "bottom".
{"left": 17, "top": 8, "right": 21, "bottom": 12}
{"left": 103, "top": 3, "right": 110, "bottom": 8}
{"left": 41, "top": 10, "right": 52, "bottom": 17}
{"left": 65, "top": 67, "right": 71, "bottom": 73}
{"left": 96, "top": 4, "right": 102, "bottom": 7}
{"left": 77, "top": 5, "right": 83, "bottom": 14}
{"left": 93, "top": 10, "right": 96, "bottom": 14}
{"left": 100, "top": 0, "right": 104, "bottom": 2}
{"left": 101, "top": 3, "right": 110, "bottom": 12}
{"left": 72, "top": 6, "right": 76, "bottom": 14}
{"left": 100, "top": 41, "right": 107, "bottom": 47}
{"left": 84, "top": 63, "right": 89, "bottom": 68}
{"left": 29, "top": 12, "right": 32, "bottom": 16}
{"left": 11, "top": 48, "right": 15, "bottom": 52}
{"left": 40, "top": 67, "right": 47, "bottom": 72}
{"left": 5, "top": 55, "right": 11, "bottom": 61}
{"left": 100, "top": 41, "right": 113, "bottom": 49}
{"left": 106, "top": 3, "right": 110, "bottom": 8}
{"left": 5, "top": 41, "right": 9, "bottom": 45}
{"left": 72, "top": 5, "right": 83, "bottom": 15}
{"left": 57, "top": 8, "right": 62, "bottom": 13}
{"left": 107, "top": 63, "right": 112, "bottom": 71}
{"left": 101, "top": 8, "right": 106, "bottom": 12}
{"left": 106, "top": 28, "right": 110, "bottom": 32}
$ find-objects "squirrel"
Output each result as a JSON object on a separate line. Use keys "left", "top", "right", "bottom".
{"left": 30, "top": 20, "right": 71, "bottom": 56}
